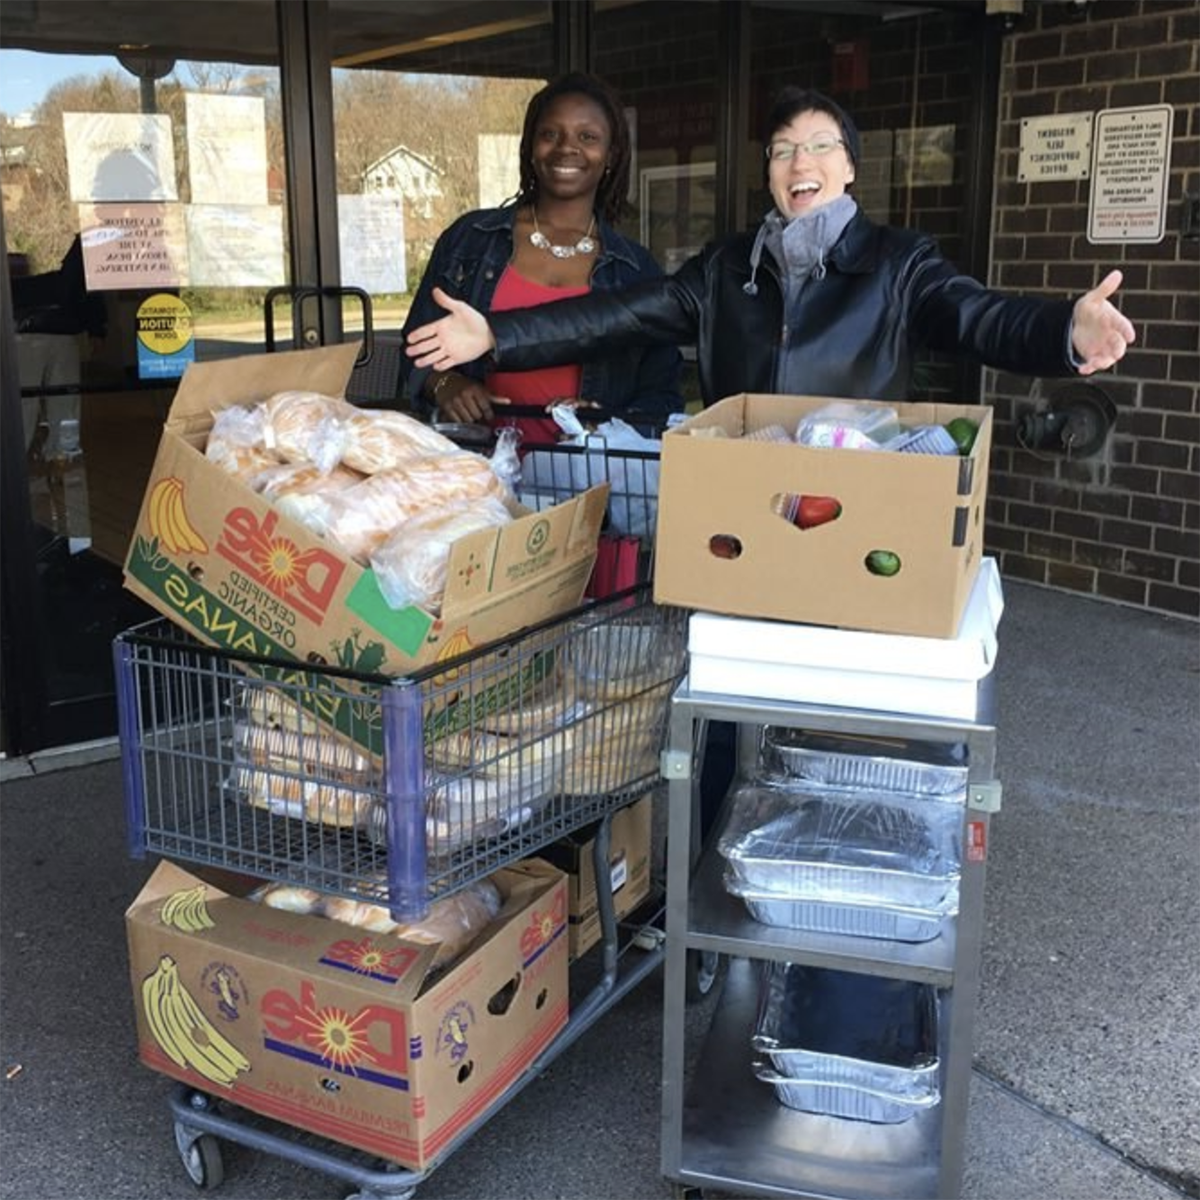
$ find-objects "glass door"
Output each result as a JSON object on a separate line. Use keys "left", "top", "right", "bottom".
{"left": 1, "top": 5, "right": 291, "bottom": 752}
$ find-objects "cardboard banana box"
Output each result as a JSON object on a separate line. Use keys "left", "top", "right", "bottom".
{"left": 126, "top": 858, "right": 568, "bottom": 1169}
{"left": 122, "top": 342, "right": 609, "bottom": 755}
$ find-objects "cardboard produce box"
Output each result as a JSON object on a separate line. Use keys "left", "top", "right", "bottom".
{"left": 539, "top": 794, "right": 653, "bottom": 959}
{"left": 653, "top": 394, "right": 992, "bottom": 638}
{"left": 122, "top": 343, "right": 608, "bottom": 751}
{"left": 126, "top": 858, "right": 568, "bottom": 1170}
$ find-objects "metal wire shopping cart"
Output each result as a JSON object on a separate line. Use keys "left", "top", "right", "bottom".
{"left": 114, "top": 432, "right": 685, "bottom": 1197}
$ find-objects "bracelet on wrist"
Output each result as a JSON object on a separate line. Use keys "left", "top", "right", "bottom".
{"left": 429, "top": 372, "right": 457, "bottom": 401}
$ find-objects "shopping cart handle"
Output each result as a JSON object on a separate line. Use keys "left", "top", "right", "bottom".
{"left": 497, "top": 403, "right": 671, "bottom": 433}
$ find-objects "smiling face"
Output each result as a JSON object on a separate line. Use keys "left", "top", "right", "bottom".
{"left": 768, "top": 108, "right": 856, "bottom": 219}
{"left": 530, "top": 92, "right": 612, "bottom": 204}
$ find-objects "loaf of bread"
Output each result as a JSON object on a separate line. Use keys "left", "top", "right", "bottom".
{"left": 371, "top": 497, "right": 513, "bottom": 612}
{"left": 324, "top": 451, "right": 511, "bottom": 564}
{"left": 252, "top": 462, "right": 367, "bottom": 538}
{"left": 206, "top": 405, "right": 281, "bottom": 482}
{"left": 338, "top": 409, "right": 461, "bottom": 474}
{"left": 232, "top": 764, "right": 375, "bottom": 829}
{"left": 321, "top": 878, "right": 504, "bottom": 970}
{"left": 248, "top": 883, "right": 325, "bottom": 914}
{"left": 233, "top": 720, "right": 375, "bottom": 779}
{"left": 260, "top": 390, "right": 357, "bottom": 465}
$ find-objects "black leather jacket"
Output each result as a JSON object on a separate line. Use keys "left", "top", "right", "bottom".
{"left": 490, "top": 209, "right": 1077, "bottom": 403}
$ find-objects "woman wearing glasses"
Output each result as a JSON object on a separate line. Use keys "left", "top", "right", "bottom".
{"left": 406, "top": 86, "right": 1135, "bottom": 401}
{"left": 401, "top": 71, "right": 681, "bottom": 444}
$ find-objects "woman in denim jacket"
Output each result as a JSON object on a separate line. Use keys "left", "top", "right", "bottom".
{"left": 401, "top": 72, "right": 682, "bottom": 443}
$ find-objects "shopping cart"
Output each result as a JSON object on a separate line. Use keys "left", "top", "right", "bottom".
{"left": 114, "top": 434, "right": 686, "bottom": 1196}
{"left": 438, "top": 406, "right": 665, "bottom": 597}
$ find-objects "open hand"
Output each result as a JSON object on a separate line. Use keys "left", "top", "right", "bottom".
{"left": 406, "top": 287, "right": 496, "bottom": 370}
{"left": 1072, "top": 270, "right": 1136, "bottom": 375}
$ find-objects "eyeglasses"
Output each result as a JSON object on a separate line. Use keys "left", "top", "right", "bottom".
{"left": 766, "top": 136, "right": 845, "bottom": 162}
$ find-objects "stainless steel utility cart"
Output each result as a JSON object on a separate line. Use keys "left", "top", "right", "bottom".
{"left": 659, "top": 684, "right": 999, "bottom": 1200}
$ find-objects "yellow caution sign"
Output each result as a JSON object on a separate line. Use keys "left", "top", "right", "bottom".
{"left": 136, "top": 293, "right": 195, "bottom": 378}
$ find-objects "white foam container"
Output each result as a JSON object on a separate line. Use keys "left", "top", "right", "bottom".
{"left": 688, "top": 558, "right": 1003, "bottom": 720}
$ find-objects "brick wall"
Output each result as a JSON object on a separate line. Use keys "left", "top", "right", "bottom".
{"left": 987, "top": 0, "right": 1199, "bottom": 619}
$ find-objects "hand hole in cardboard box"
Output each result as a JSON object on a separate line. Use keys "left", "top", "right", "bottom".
{"left": 487, "top": 973, "right": 521, "bottom": 1016}
{"left": 187, "top": 562, "right": 204, "bottom": 581}
{"left": 535, "top": 987, "right": 548, "bottom": 1010}
{"left": 770, "top": 492, "right": 843, "bottom": 531}
{"left": 456, "top": 1060, "right": 474, "bottom": 1084}
{"left": 708, "top": 534, "right": 743, "bottom": 560}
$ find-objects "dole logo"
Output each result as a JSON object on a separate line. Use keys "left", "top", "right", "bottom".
{"left": 216, "top": 506, "right": 345, "bottom": 624}
{"left": 320, "top": 936, "right": 425, "bottom": 985}
{"left": 519, "top": 888, "right": 567, "bottom": 966}
{"left": 260, "top": 978, "right": 409, "bottom": 1089}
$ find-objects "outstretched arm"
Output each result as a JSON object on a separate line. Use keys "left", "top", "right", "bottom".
{"left": 406, "top": 288, "right": 496, "bottom": 371}
{"left": 1071, "top": 270, "right": 1136, "bottom": 375}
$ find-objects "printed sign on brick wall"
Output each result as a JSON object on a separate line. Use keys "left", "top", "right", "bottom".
{"left": 1019, "top": 113, "right": 1092, "bottom": 183}
{"left": 1087, "top": 105, "right": 1173, "bottom": 245}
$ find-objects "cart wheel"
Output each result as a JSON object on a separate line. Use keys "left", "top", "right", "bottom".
{"left": 672, "top": 1185, "right": 704, "bottom": 1199}
{"left": 181, "top": 1134, "right": 224, "bottom": 1190}
{"left": 685, "top": 949, "right": 723, "bottom": 1002}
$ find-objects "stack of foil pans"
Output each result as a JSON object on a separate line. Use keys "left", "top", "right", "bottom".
{"left": 752, "top": 962, "right": 940, "bottom": 1124}
{"left": 718, "top": 782, "right": 962, "bottom": 942}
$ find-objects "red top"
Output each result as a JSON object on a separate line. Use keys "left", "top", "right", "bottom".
{"left": 486, "top": 266, "right": 589, "bottom": 447}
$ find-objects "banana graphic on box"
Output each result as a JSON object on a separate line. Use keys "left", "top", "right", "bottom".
{"left": 160, "top": 885, "right": 216, "bottom": 933}
{"left": 141, "top": 955, "right": 250, "bottom": 1087}
{"left": 147, "top": 476, "right": 209, "bottom": 556}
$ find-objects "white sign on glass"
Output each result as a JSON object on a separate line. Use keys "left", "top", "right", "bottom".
{"left": 186, "top": 205, "right": 285, "bottom": 286}
{"left": 185, "top": 93, "right": 270, "bottom": 206}
{"left": 338, "top": 193, "right": 407, "bottom": 294}
{"left": 478, "top": 134, "right": 521, "bottom": 210}
{"left": 78, "top": 202, "right": 188, "bottom": 290}
{"left": 64, "top": 113, "right": 178, "bottom": 203}
{"left": 1088, "top": 105, "right": 1173, "bottom": 245}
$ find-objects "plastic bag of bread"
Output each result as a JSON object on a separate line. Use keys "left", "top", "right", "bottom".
{"left": 247, "top": 882, "right": 325, "bottom": 915}
{"left": 323, "top": 878, "right": 503, "bottom": 971}
{"left": 260, "top": 390, "right": 357, "bottom": 466}
{"left": 324, "top": 450, "right": 514, "bottom": 564}
{"left": 423, "top": 728, "right": 572, "bottom": 853}
{"left": 371, "top": 496, "right": 513, "bottom": 613}
{"left": 334, "top": 409, "right": 461, "bottom": 474}
{"left": 251, "top": 461, "right": 367, "bottom": 538}
{"left": 560, "top": 683, "right": 673, "bottom": 796}
{"left": 230, "top": 764, "right": 374, "bottom": 829}
{"left": 233, "top": 719, "right": 375, "bottom": 779}
{"left": 239, "top": 685, "right": 323, "bottom": 738}
{"left": 206, "top": 405, "right": 280, "bottom": 482}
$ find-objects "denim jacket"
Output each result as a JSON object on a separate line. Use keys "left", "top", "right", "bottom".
{"left": 401, "top": 205, "right": 682, "bottom": 422}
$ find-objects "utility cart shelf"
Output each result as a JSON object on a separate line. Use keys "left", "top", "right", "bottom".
{"left": 661, "top": 682, "right": 998, "bottom": 1200}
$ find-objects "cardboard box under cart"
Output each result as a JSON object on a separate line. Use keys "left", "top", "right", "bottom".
{"left": 540, "top": 794, "right": 654, "bottom": 959}
{"left": 122, "top": 343, "right": 608, "bottom": 738}
{"left": 654, "top": 394, "right": 993, "bottom": 638}
{"left": 126, "top": 859, "right": 569, "bottom": 1170}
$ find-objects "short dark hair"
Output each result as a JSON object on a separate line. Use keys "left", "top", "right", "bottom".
{"left": 765, "top": 87, "right": 861, "bottom": 168}
{"left": 515, "top": 72, "right": 632, "bottom": 224}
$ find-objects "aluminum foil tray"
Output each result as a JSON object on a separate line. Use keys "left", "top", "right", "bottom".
{"left": 724, "top": 876, "right": 954, "bottom": 940}
{"left": 756, "top": 961, "right": 938, "bottom": 1066}
{"left": 753, "top": 1067, "right": 940, "bottom": 1124}
{"left": 761, "top": 728, "right": 968, "bottom": 797}
{"left": 718, "top": 785, "right": 961, "bottom": 910}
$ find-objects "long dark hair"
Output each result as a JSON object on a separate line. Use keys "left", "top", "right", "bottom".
{"left": 514, "top": 72, "right": 632, "bottom": 225}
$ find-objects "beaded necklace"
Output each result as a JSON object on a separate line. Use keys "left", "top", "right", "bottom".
{"left": 529, "top": 208, "right": 597, "bottom": 259}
